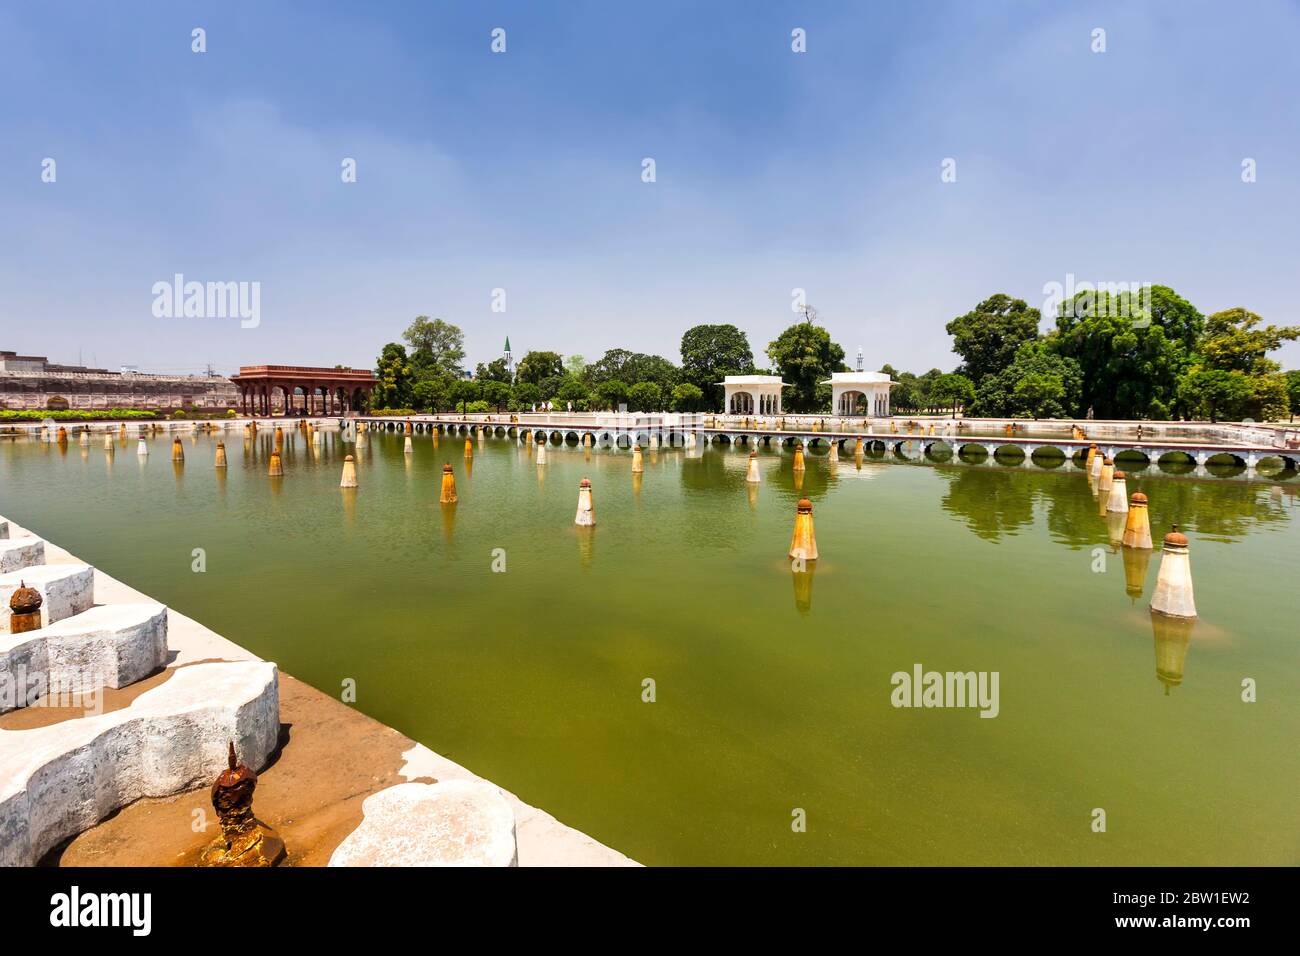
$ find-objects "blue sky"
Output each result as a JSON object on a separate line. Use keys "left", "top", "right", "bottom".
{"left": 2, "top": 0, "right": 1298, "bottom": 375}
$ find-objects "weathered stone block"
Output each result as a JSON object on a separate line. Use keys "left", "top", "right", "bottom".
{"left": 0, "top": 660, "right": 280, "bottom": 866}
{"left": 0, "top": 564, "right": 94, "bottom": 634}
{"left": 0, "top": 603, "right": 168, "bottom": 714}
{"left": 328, "top": 780, "right": 518, "bottom": 867}
{"left": 0, "top": 538, "right": 44, "bottom": 574}
{"left": 0, "top": 519, "right": 9, "bottom": 540}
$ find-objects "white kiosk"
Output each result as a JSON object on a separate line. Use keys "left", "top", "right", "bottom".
{"left": 719, "top": 375, "right": 787, "bottom": 415}
{"left": 823, "top": 371, "right": 895, "bottom": 417}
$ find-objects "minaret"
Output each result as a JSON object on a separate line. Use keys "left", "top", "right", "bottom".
{"left": 504, "top": 336, "right": 514, "bottom": 380}
{"left": 856, "top": 347, "right": 864, "bottom": 373}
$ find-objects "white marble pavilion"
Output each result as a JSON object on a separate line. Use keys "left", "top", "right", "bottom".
{"left": 823, "top": 371, "right": 895, "bottom": 417}
{"left": 719, "top": 375, "right": 787, "bottom": 415}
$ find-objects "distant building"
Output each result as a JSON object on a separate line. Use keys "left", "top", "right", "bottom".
{"left": 0, "top": 350, "right": 238, "bottom": 412}
{"left": 504, "top": 336, "right": 514, "bottom": 380}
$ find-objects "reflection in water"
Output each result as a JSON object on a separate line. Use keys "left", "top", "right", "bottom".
{"left": 1105, "top": 511, "right": 1126, "bottom": 548}
{"left": 1121, "top": 545, "right": 1152, "bottom": 603}
{"left": 577, "top": 527, "right": 594, "bottom": 570}
{"left": 1151, "top": 610, "right": 1195, "bottom": 695}
{"left": 939, "top": 465, "right": 1293, "bottom": 547}
{"left": 939, "top": 467, "right": 1037, "bottom": 541}
{"left": 747, "top": 482, "right": 759, "bottom": 512}
{"left": 341, "top": 487, "right": 357, "bottom": 525}
{"left": 792, "top": 562, "right": 815, "bottom": 615}
{"left": 440, "top": 501, "right": 457, "bottom": 543}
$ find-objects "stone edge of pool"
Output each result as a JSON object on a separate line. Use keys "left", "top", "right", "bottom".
{"left": 0, "top": 514, "right": 639, "bottom": 868}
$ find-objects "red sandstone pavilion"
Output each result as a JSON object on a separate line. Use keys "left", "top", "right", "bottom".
{"left": 229, "top": 365, "right": 376, "bottom": 417}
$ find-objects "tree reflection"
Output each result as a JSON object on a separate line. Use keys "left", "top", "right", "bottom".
{"left": 938, "top": 463, "right": 1292, "bottom": 545}
{"left": 937, "top": 467, "right": 1038, "bottom": 541}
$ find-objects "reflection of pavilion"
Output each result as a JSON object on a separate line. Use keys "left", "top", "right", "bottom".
{"left": 720, "top": 375, "right": 787, "bottom": 415}
{"left": 823, "top": 371, "right": 895, "bottom": 417}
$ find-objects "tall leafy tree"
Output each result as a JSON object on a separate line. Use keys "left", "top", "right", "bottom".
{"left": 585, "top": 349, "right": 678, "bottom": 389}
{"left": 1198, "top": 308, "right": 1299, "bottom": 374}
{"left": 679, "top": 324, "right": 754, "bottom": 409}
{"left": 373, "top": 342, "right": 414, "bottom": 409}
{"left": 482, "top": 380, "right": 512, "bottom": 410}
{"left": 945, "top": 294, "right": 1042, "bottom": 384}
{"left": 627, "top": 381, "right": 663, "bottom": 412}
{"left": 596, "top": 379, "right": 629, "bottom": 410}
{"left": 510, "top": 381, "right": 540, "bottom": 410}
{"left": 1051, "top": 287, "right": 1195, "bottom": 419}
{"left": 931, "top": 373, "right": 975, "bottom": 417}
{"left": 1184, "top": 308, "right": 1299, "bottom": 421}
{"left": 671, "top": 382, "right": 705, "bottom": 412}
{"left": 1176, "top": 368, "right": 1252, "bottom": 423}
{"left": 969, "top": 340, "right": 1083, "bottom": 419}
{"left": 403, "top": 317, "right": 465, "bottom": 377}
{"left": 475, "top": 357, "right": 512, "bottom": 383}
{"left": 516, "top": 350, "right": 565, "bottom": 386}
{"left": 766, "top": 322, "right": 846, "bottom": 412}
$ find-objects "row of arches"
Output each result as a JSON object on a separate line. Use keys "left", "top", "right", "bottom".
{"left": 360, "top": 419, "right": 1300, "bottom": 476}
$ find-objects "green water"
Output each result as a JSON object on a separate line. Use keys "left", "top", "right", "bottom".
{"left": 2, "top": 430, "right": 1297, "bottom": 866}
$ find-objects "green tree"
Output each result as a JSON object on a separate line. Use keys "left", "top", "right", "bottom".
{"left": 671, "top": 382, "right": 705, "bottom": 412}
{"left": 766, "top": 322, "right": 846, "bottom": 413}
{"left": 482, "top": 380, "right": 512, "bottom": 411}
{"left": 1013, "top": 372, "right": 1066, "bottom": 419}
{"left": 945, "top": 294, "right": 1041, "bottom": 384}
{"left": 565, "top": 354, "right": 587, "bottom": 378}
{"left": 1286, "top": 370, "right": 1300, "bottom": 421}
{"left": 680, "top": 324, "right": 754, "bottom": 409}
{"left": 1197, "top": 308, "right": 1299, "bottom": 420}
{"left": 403, "top": 317, "right": 465, "bottom": 377}
{"left": 510, "top": 381, "right": 541, "bottom": 410}
{"left": 1051, "top": 286, "right": 1197, "bottom": 418}
{"left": 412, "top": 374, "right": 453, "bottom": 412}
{"left": 970, "top": 341, "right": 1083, "bottom": 419}
{"left": 627, "top": 381, "right": 662, "bottom": 412}
{"left": 516, "top": 350, "right": 564, "bottom": 386}
{"left": 475, "top": 357, "right": 512, "bottom": 383}
{"left": 1198, "top": 307, "right": 1298, "bottom": 374}
{"left": 448, "top": 379, "right": 482, "bottom": 413}
{"left": 1177, "top": 368, "right": 1252, "bottom": 423}
{"left": 596, "top": 379, "right": 629, "bottom": 410}
{"left": 373, "top": 342, "right": 414, "bottom": 409}
{"left": 554, "top": 376, "right": 589, "bottom": 409}
{"left": 584, "top": 349, "right": 678, "bottom": 390}
{"left": 931, "top": 373, "right": 975, "bottom": 417}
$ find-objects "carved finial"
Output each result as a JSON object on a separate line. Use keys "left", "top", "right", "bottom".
{"left": 227, "top": 740, "right": 237, "bottom": 771}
